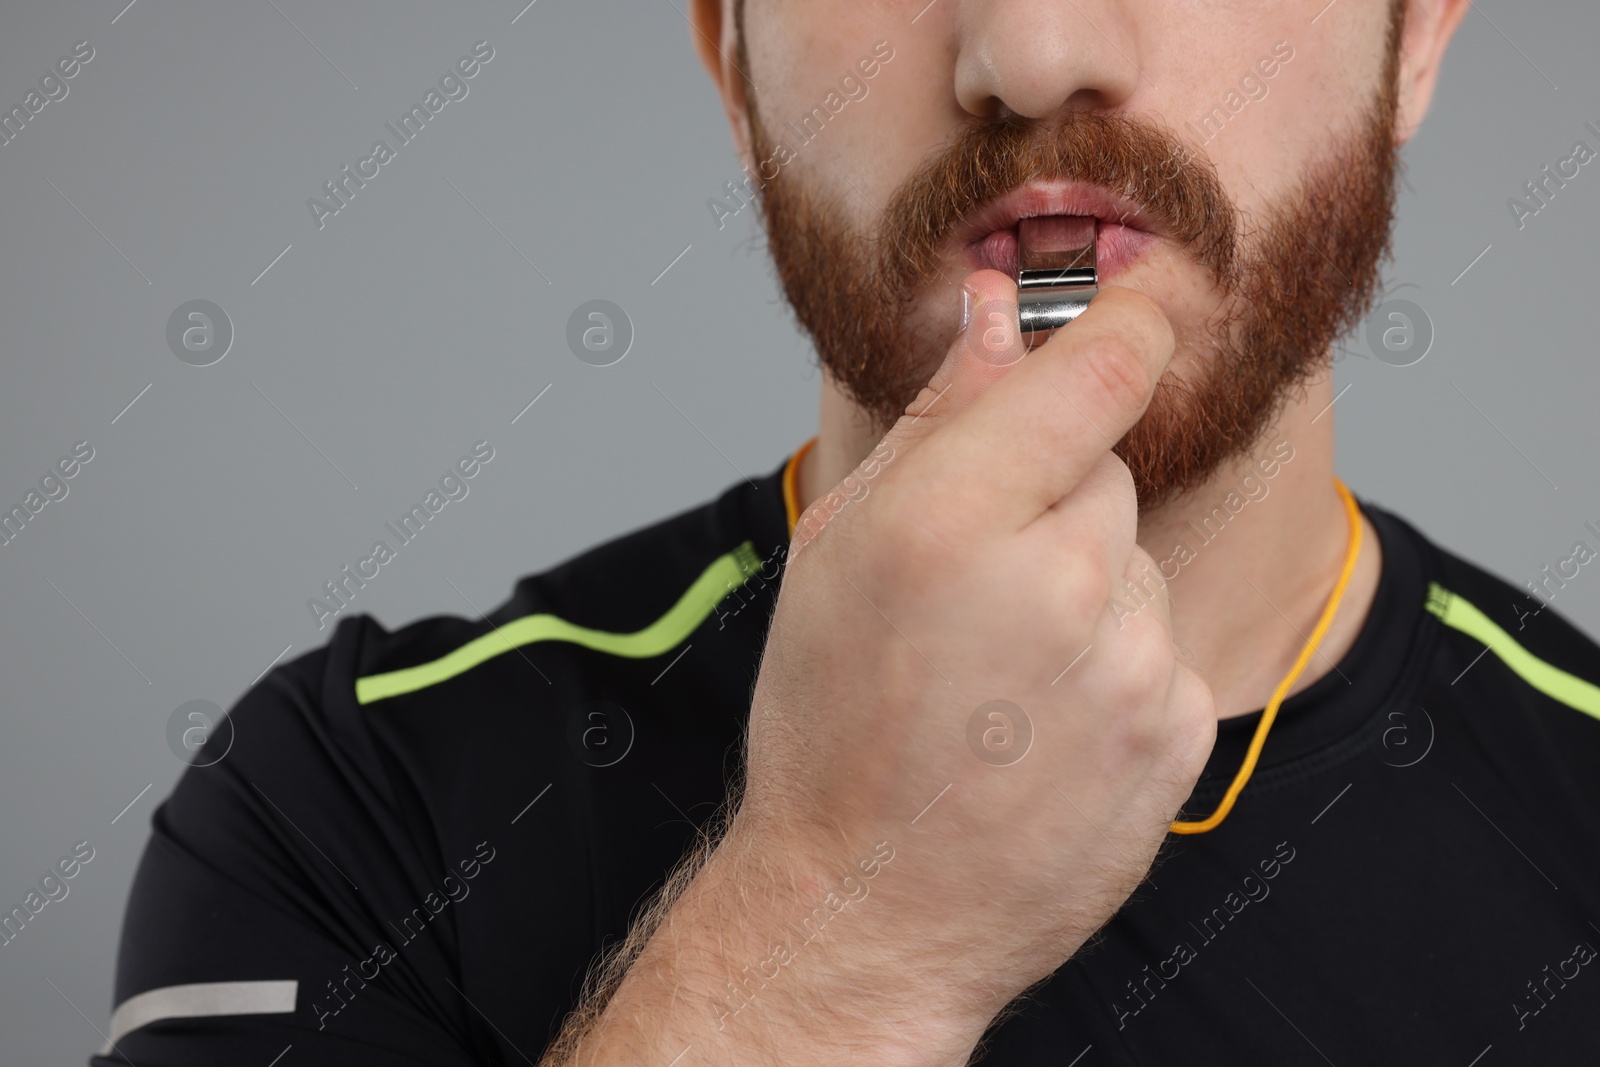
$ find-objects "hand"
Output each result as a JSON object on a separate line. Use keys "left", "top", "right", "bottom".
{"left": 543, "top": 270, "right": 1218, "bottom": 1067}
{"left": 732, "top": 269, "right": 1217, "bottom": 1045}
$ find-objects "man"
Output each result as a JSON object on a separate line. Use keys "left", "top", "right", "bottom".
{"left": 97, "top": 0, "right": 1600, "bottom": 1064}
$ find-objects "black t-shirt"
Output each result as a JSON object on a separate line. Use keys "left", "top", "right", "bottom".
{"left": 95, "top": 451, "right": 1600, "bottom": 1065}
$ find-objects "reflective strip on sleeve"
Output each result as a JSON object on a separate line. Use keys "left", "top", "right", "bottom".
{"left": 99, "top": 979, "right": 298, "bottom": 1054}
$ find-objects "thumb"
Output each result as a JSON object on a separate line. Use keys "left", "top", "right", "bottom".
{"left": 879, "top": 269, "right": 1027, "bottom": 453}
{"left": 790, "top": 271, "right": 1026, "bottom": 558}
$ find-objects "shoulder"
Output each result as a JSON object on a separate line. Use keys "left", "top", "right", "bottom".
{"left": 106, "top": 456, "right": 793, "bottom": 1061}
{"left": 173, "top": 452, "right": 792, "bottom": 858}
{"left": 348, "top": 459, "right": 791, "bottom": 710}
{"left": 1373, "top": 502, "right": 1600, "bottom": 740}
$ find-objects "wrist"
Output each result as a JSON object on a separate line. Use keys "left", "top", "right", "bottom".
{"left": 675, "top": 820, "right": 1003, "bottom": 1065}
{"left": 554, "top": 810, "right": 1022, "bottom": 1067}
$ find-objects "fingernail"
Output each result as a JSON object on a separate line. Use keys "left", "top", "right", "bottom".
{"left": 959, "top": 284, "right": 978, "bottom": 332}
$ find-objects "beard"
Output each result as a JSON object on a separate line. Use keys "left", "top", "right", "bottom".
{"left": 738, "top": 6, "right": 1403, "bottom": 511}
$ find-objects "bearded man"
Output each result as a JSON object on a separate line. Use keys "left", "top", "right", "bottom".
{"left": 99, "top": 2, "right": 1600, "bottom": 1064}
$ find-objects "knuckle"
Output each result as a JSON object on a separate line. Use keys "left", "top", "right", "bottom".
{"left": 1176, "top": 669, "right": 1218, "bottom": 733}
{"left": 1121, "top": 550, "right": 1169, "bottom": 614}
{"left": 1164, "top": 667, "right": 1219, "bottom": 770}
{"left": 1075, "top": 452, "right": 1139, "bottom": 518}
{"left": 1054, "top": 553, "right": 1110, "bottom": 624}
{"left": 1126, "top": 542, "right": 1159, "bottom": 569}
{"left": 1100, "top": 452, "right": 1138, "bottom": 503}
{"left": 1057, "top": 526, "right": 1110, "bottom": 580}
{"left": 1107, "top": 618, "right": 1176, "bottom": 710}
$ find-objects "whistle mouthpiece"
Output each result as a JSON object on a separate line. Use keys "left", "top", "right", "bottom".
{"left": 1017, "top": 216, "right": 1099, "bottom": 348}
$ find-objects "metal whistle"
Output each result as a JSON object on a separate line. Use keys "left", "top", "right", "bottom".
{"left": 1017, "top": 215, "right": 1099, "bottom": 348}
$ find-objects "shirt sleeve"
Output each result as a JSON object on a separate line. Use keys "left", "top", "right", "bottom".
{"left": 91, "top": 624, "right": 491, "bottom": 1066}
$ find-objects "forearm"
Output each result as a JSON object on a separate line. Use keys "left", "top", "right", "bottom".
{"left": 538, "top": 822, "right": 998, "bottom": 1067}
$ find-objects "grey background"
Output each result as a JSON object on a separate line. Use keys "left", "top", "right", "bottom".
{"left": 0, "top": 2, "right": 1594, "bottom": 1062}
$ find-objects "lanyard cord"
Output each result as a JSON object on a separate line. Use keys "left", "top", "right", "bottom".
{"left": 781, "top": 441, "right": 1364, "bottom": 836}
{"left": 1169, "top": 476, "right": 1364, "bottom": 834}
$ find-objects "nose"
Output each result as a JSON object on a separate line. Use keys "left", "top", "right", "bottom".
{"left": 953, "top": 0, "right": 1142, "bottom": 119}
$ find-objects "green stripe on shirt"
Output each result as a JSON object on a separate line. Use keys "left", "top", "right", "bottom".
{"left": 1425, "top": 581, "right": 1600, "bottom": 721}
{"left": 355, "top": 540, "right": 764, "bottom": 705}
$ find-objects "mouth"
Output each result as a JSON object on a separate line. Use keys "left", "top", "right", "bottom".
{"left": 955, "top": 181, "right": 1163, "bottom": 283}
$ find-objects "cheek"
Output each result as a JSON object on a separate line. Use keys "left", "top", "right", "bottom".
{"left": 1204, "top": 10, "right": 1391, "bottom": 207}
{"left": 1133, "top": 5, "right": 1360, "bottom": 209}
{"left": 744, "top": 3, "right": 928, "bottom": 201}
{"left": 1179, "top": 82, "right": 1307, "bottom": 227}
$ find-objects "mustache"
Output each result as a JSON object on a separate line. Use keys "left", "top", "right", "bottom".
{"left": 877, "top": 111, "right": 1240, "bottom": 289}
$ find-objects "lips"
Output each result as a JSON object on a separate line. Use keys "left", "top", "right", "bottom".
{"left": 955, "top": 181, "right": 1163, "bottom": 282}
